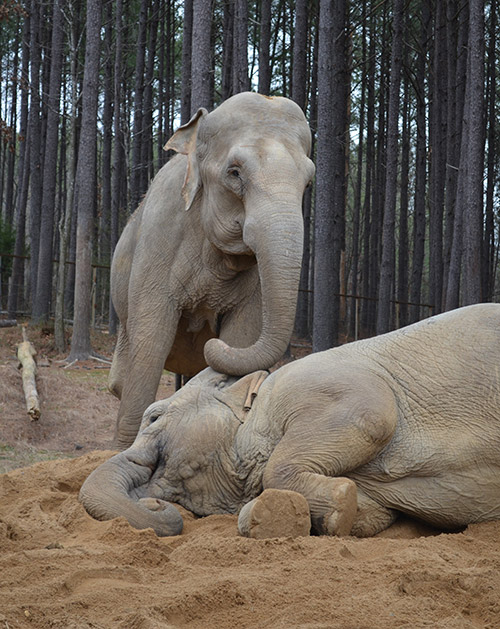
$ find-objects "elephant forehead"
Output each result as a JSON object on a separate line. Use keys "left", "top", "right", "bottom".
{"left": 200, "top": 101, "right": 310, "bottom": 152}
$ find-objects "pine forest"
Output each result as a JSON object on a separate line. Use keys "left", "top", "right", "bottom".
{"left": 0, "top": 0, "right": 498, "bottom": 356}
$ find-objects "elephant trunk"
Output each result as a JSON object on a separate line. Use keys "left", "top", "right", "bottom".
{"left": 204, "top": 197, "right": 304, "bottom": 376}
{"left": 79, "top": 450, "right": 183, "bottom": 536}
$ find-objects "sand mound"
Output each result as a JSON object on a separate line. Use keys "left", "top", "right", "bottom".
{"left": 1, "top": 452, "right": 500, "bottom": 628}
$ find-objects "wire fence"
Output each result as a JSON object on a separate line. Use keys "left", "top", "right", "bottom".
{"left": 0, "top": 252, "right": 112, "bottom": 328}
{"left": 0, "top": 251, "right": 434, "bottom": 341}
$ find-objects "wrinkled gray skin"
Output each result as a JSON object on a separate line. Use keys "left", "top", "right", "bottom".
{"left": 81, "top": 304, "right": 500, "bottom": 538}
{"left": 109, "top": 92, "right": 314, "bottom": 449}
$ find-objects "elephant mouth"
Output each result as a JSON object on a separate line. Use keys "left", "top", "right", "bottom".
{"left": 220, "top": 251, "right": 257, "bottom": 272}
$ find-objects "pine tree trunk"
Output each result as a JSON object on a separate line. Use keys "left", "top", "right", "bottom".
{"left": 376, "top": 0, "right": 403, "bottom": 335}
{"left": 32, "top": 0, "right": 65, "bottom": 322}
{"left": 55, "top": 6, "right": 79, "bottom": 353}
{"left": 191, "top": 0, "right": 212, "bottom": 112}
{"left": 291, "top": 0, "right": 308, "bottom": 109}
{"left": 258, "top": 0, "right": 271, "bottom": 95}
{"left": 68, "top": 0, "right": 102, "bottom": 361}
{"left": 130, "top": 0, "right": 148, "bottom": 212}
{"left": 8, "top": 10, "right": 30, "bottom": 319}
{"left": 181, "top": 0, "right": 193, "bottom": 123}
{"left": 482, "top": 2, "right": 496, "bottom": 301}
{"left": 461, "top": 0, "right": 485, "bottom": 305}
{"left": 27, "top": 0, "right": 43, "bottom": 307}
{"left": 313, "top": 0, "right": 347, "bottom": 351}
{"left": 232, "top": 0, "right": 249, "bottom": 94}
{"left": 409, "top": 0, "right": 429, "bottom": 323}
{"left": 109, "top": 0, "right": 124, "bottom": 336}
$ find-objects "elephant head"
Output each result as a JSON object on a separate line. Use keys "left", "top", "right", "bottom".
{"left": 79, "top": 369, "right": 270, "bottom": 535}
{"left": 165, "top": 92, "right": 315, "bottom": 376}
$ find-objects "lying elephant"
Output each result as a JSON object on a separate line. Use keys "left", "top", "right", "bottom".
{"left": 80, "top": 304, "right": 500, "bottom": 538}
{"left": 109, "top": 92, "right": 315, "bottom": 448}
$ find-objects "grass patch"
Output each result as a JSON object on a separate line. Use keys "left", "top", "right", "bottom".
{"left": 0, "top": 442, "right": 74, "bottom": 474}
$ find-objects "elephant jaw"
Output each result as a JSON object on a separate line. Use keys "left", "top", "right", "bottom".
{"left": 79, "top": 451, "right": 183, "bottom": 537}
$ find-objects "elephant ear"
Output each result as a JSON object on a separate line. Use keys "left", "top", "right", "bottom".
{"left": 214, "top": 370, "right": 269, "bottom": 424}
{"left": 164, "top": 108, "right": 207, "bottom": 211}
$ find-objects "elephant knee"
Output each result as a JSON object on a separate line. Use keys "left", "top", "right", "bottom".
{"left": 108, "top": 376, "right": 122, "bottom": 399}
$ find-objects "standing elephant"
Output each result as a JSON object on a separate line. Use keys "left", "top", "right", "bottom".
{"left": 81, "top": 304, "right": 500, "bottom": 538}
{"left": 109, "top": 92, "right": 315, "bottom": 448}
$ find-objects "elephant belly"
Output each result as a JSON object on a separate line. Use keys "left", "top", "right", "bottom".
{"left": 350, "top": 465, "right": 500, "bottom": 529}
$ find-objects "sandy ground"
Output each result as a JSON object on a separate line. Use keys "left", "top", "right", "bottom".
{"left": 1, "top": 324, "right": 500, "bottom": 628}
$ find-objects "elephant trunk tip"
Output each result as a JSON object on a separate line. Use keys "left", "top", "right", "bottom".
{"left": 78, "top": 455, "right": 184, "bottom": 537}
{"left": 204, "top": 337, "right": 281, "bottom": 376}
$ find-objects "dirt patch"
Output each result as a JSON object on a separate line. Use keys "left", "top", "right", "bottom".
{"left": 0, "top": 324, "right": 175, "bottom": 472}
{"left": 1, "top": 325, "right": 500, "bottom": 628}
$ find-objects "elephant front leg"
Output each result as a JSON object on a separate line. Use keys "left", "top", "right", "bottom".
{"left": 115, "top": 311, "right": 180, "bottom": 449}
{"left": 260, "top": 470, "right": 358, "bottom": 536}
{"left": 237, "top": 481, "right": 357, "bottom": 539}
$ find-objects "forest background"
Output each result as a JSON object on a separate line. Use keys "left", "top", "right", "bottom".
{"left": 0, "top": 0, "right": 497, "bottom": 360}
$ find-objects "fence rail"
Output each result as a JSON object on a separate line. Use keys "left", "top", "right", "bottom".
{"left": 0, "top": 251, "right": 434, "bottom": 339}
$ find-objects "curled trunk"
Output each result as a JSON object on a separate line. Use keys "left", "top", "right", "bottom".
{"left": 79, "top": 452, "right": 183, "bottom": 536}
{"left": 204, "top": 203, "right": 304, "bottom": 376}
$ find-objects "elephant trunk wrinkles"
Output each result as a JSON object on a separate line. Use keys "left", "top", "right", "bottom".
{"left": 79, "top": 451, "right": 183, "bottom": 536}
{"left": 205, "top": 199, "right": 304, "bottom": 376}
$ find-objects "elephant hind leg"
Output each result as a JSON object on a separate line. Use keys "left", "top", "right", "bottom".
{"left": 109, "top": 325, "right": 129, "bottom": 399}
{"left": 350, "top": 489, "right": 398, "bottom": 537}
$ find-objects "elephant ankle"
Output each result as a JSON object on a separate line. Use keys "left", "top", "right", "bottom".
{"left": 312, "top": 478, "right": 358, "bottom": 536}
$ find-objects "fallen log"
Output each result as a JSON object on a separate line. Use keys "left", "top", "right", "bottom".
{"left": 17, "top": 327, "right": 41, "bottom": 421}
{"left": 0, "top": 319, "right": 17, "bottom": 327}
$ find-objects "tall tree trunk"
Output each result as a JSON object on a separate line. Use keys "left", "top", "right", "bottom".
{"left": 4, "top": 29, "right": 19, "bottom": 229}
{"left": 482, "top": 1, "right": 496, "bottom": 302}
{"left": 361, "top": 7, "right": 376, "bottom": 334}
{"left": 69, "top": 0, "right": 102, "bottom": 361}
{"left": 409, "top": 1, "right": 429, "bottom": 323}
{"left": 191, "top": 0, "right": 212, "bottom": 112}
{"left": 8, "top": 9, "right": 30, "bottom": 318}
{"left": 428, "top": 1, "right": 448, "bottom": 313}
{"left": 376, "top": 0, "right": 404, "bottom": 335}
{"left": 141, "top": 0, "right": 160, "bottom": 192}
{"left": 258, "top": 0, "right": 271, "bottom": 95}
{"left": 441, "top": 0, "right": 459, "bottom": 302}
{"left": 181, "top": 0, "right": 193, "bottom": 124}
{"left": 130, "top": 0, "right": 148, "bottom": 212}
{"left": 221, "top": 0, "right": 234, "bottom": 100}
{"left": 313, "top": 0, "right": 347, "bottom": 351}
{"left": 396, "top": 72, "right": 410, "bottom": 328}
{"left": 444, "top": 2, "right": 469, "bottom": 310}
{"left": 349, "top": 3, "right": 367, "bottom": 340}
{"left": 232, "top": 0, "right": 249, "bottom": 94}
{"left": 32, "top": 0, "right": 65, "bottom": 322}
{"left": 109, "top": 0, "right": 124, "bottom": 336}
{"left": 27, "top": 0, "right": 43, "bottom": 308}
{"left": 292, "top": 0, "right": 308, "bottom": 110}
{"left": 99, "top": 0, "right": 113, "bottom": 268}
{"left": 461, "top": 0, "right": 485, "bottom": 305}
{"left": 55, "top": 0, "right": 79, "bottom": 352}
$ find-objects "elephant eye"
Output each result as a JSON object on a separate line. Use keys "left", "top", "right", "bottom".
{"left": 228, "top": 167, "right": 240, "bottom": 178}
{"left": 149, "top": 413, "right": 161, "bottom": 424}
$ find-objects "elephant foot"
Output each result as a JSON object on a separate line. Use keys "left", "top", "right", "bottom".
{"left": 238, "top": 489, "right": 311, "bottom": 539}
{"left": 320, "top": 478, "right": 358, "bottom": 537}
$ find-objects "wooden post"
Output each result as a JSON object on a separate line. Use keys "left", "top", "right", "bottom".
{"left": 17, "top": 327, "right": 41, "bottom": 421}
